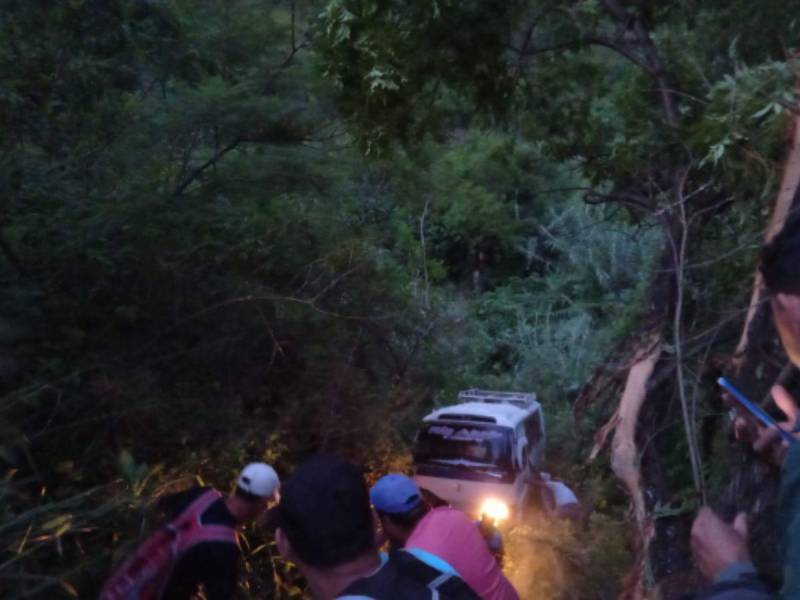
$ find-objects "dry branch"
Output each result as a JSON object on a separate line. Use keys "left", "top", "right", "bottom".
{"left": 610, "top": 334, "right": 662, "bottom": 600}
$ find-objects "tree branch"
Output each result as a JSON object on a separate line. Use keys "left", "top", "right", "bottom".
{"left": 173, "top": 139, "right": 241, "bottom": 196}
{"left": 584, "top": 35, "right": 651, "bottom": 73}
{"left": 584, "top": 189, "right": 655, "bottom": 213}
{"left": 599, "top": 0, "right": 678, "bottom": 127}
{"left": 669, "top": 166, "right": 706, "bottom": 499}
{"left": 419, "top": 196, "right": 431, "bottom": 311}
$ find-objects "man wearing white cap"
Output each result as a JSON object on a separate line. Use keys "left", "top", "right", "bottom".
{"left": 101, "top": 462, "right": 279, "bottom": 600}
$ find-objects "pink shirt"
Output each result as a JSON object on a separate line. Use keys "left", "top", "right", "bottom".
{"left": 405, "top": 507, "right": 519, "bottom": 600}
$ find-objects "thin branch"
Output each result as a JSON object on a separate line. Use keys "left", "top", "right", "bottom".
{"left": 173, "top": 139, "right": 241, "bottom": 196}
{"left": 596, "top": 0, "right": 679, "bottom": 127}
{"left": 510, "top": 38, "right": 588, "bottom": 58}
{"left": 532, "top": 186, "right": 593, "bottom": 197}
{"left": 584, "top": 190, "right": 654, "bottom": 213}
{"left": 584, "top": 35, "right": 651, "bottom": 73}
{"left": 669, "top": 166, "right": 706, "bottom": 500}
{"left": 419, "top": 196, "right": 431, "bottom": 311}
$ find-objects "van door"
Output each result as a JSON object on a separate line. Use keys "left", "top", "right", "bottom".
{"left": 524, "top": 410, "right": 545, "bottom": 469}
{"left": 511, "top": 424, "right": 531, "bottom": 518}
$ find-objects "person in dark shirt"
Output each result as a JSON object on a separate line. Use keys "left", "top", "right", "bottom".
{"left": 275, "top": 455, "right": 481, "bottom": 600}
{"left": 158, "top": 462, "right": 279, "bottom": 600}
{"left": 691, "top": 213, "right": 800, "bottom": 598}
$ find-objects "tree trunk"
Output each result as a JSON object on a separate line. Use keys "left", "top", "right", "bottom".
{"left": 611, "top": 335, "right": 662, "bottom": 600}
{"left": 584, "top": 227, "right": 679, "bottom": 599}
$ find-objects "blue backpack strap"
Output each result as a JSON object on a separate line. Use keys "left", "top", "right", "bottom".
{"left": 390, "top": 551, "right": 480, "bottom": 599}
{"left": 405, "top": 547, "right": 460, "bottom": 578}
{"left": 338, "top": 551, "right": 481, "bottom": 600}
{"left": 426, "top": 571, "right": 455, "bottom": 600}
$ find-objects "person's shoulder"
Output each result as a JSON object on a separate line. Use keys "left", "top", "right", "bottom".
{"left": 410, "top": 506, "right": 481, "bottom": 545}
{"left": 428, "top": 505, "right": 466, "bottom": 518}
{"left": 161, "top": 485, "right": 213, "bottom": 504}
{"left": 203, "top": 494, "right": 237, "bottom": 527}
{"left": 426, "top": 506, "right": 476, "bottom": 527}
{"left": 342, "top": 552, "right": 481, "bottom": 600}
{"left": 391, "top": 552, "right": 480, "bottom": 599}
{"left": 393, "top": 552, "right": 481, "bottom": 600}
{"left": 158, "top": 485, "right": 213, "bottom": 518}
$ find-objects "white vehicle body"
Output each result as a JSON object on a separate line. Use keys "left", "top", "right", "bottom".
{"left": 412, "top": 389, "right": 545, "bottom": 520}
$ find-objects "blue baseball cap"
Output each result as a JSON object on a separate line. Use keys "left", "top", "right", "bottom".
{"left": 370, "top": 474, "right": 423, "bottom": 515}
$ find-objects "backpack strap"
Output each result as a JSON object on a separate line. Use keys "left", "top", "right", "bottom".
{"left": 427, "top": 571, "right": 454, "bottom": 600}
{"left": 337, "top": 557, "right": 395, "bottom": 598}
{"left": 392, "top": 550, "right": 442, "bottom": 581}
{"left": 186, "top": 524, "right": 238, "bottom": 546}
{"left": 405, "top": 547, "right": 459, "bottom": 577}
{"left": 338, "top": 551, "right": 478, "bottom": 600}
{"left": 398, "top": 559, "right": 454, "bottom": 600}
{"left": 394, "top": 551, "right": 481, "bottom": 600}
{"left": 172, "top": 490, "right": 238, "bottom": 551}
{"left": 177, "top": 488, "right": 224, "bottom": 526}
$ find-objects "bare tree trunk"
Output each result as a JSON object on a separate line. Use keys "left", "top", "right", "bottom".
{"left": 583, "top": 226, "right": 679, "bottom": 597}
{"left": 611, "top": 335, "right": 663, "bottom": 600}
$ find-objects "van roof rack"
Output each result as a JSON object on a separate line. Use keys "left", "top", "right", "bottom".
{"left": 457, "top": 389, "right": 537, "bottom": 409}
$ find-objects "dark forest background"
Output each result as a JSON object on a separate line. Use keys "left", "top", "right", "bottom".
{"left": 2, "top": 1, "right": 799, "bottom": 598}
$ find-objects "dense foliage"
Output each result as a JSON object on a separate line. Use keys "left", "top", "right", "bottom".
{"left": 2, "top": 1, "right": 798, "bottom": 598}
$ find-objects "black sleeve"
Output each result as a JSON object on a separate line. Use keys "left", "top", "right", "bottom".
{"left": 161, "top": 542, "right": 240, "bottom": 600}
{"left": 157, "top": 487, "right": 205, "bottom": 520}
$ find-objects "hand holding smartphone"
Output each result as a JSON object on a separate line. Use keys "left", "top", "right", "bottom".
{"left": 717, "top": 377, "right": 797, "bottom": 447}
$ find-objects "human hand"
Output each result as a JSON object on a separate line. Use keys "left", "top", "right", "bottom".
{"left": 754, "top": 385, "right": 799, "bottom": 465}
{"left": 727, "top": 385, "right": 800, "bottom": 466}
{"left": 691, "top": 507, "right": 750, "bottom": 582}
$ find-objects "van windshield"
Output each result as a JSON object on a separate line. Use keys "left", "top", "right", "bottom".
{"left": 413, "top": 423, "right": 513, "bottom": 472}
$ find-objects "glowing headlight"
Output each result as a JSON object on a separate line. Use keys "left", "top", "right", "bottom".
{"left": 479, "top": 498, "right": 510, "bottom": 523}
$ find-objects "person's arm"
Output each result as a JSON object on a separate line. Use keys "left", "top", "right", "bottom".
{"left": 157, "top": 486, "right": 205, "bottom": 520}
{"left": 778, "top": 443, "right": 800, "bottom": 598}
{"left": 744, "top": 386, "right": 800, "bottom": 599}
{"left": 694, "top": 385, "right": 800, "bottom": 598}
{"left": 696, "top": 536, "right": 776, "bottom": 600}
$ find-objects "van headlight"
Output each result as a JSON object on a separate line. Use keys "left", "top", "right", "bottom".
{"left": 479, "top": 498, "right": 510, "bottom": 523}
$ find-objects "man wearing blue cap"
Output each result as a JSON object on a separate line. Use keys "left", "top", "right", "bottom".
{"left": 371, "top": 474, "right": 519, "bottom": 600}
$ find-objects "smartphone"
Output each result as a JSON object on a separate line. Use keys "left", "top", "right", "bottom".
{"left": 717, "top": 377, "right": 797, "bottom": 446}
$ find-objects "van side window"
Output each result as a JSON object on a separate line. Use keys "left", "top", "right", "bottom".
{"left": 525, "top": 412, "right": 541, "bottom": 445}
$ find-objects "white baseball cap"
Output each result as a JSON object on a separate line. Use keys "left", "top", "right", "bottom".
{"left": 237, "top": 462, "right": 279, "bottom": 498}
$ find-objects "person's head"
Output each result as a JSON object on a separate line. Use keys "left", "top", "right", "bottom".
{"left": 276, "top": 455, "right": 376, "bottom": 572}
{"left": 370, "top": 474, "right": 428, "bottom": 546}
{"left": 227, "top": 462, "right": 280, "bottom": 523}
{"left": 762, "top": 213, "right": 800, "bottom": 367}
